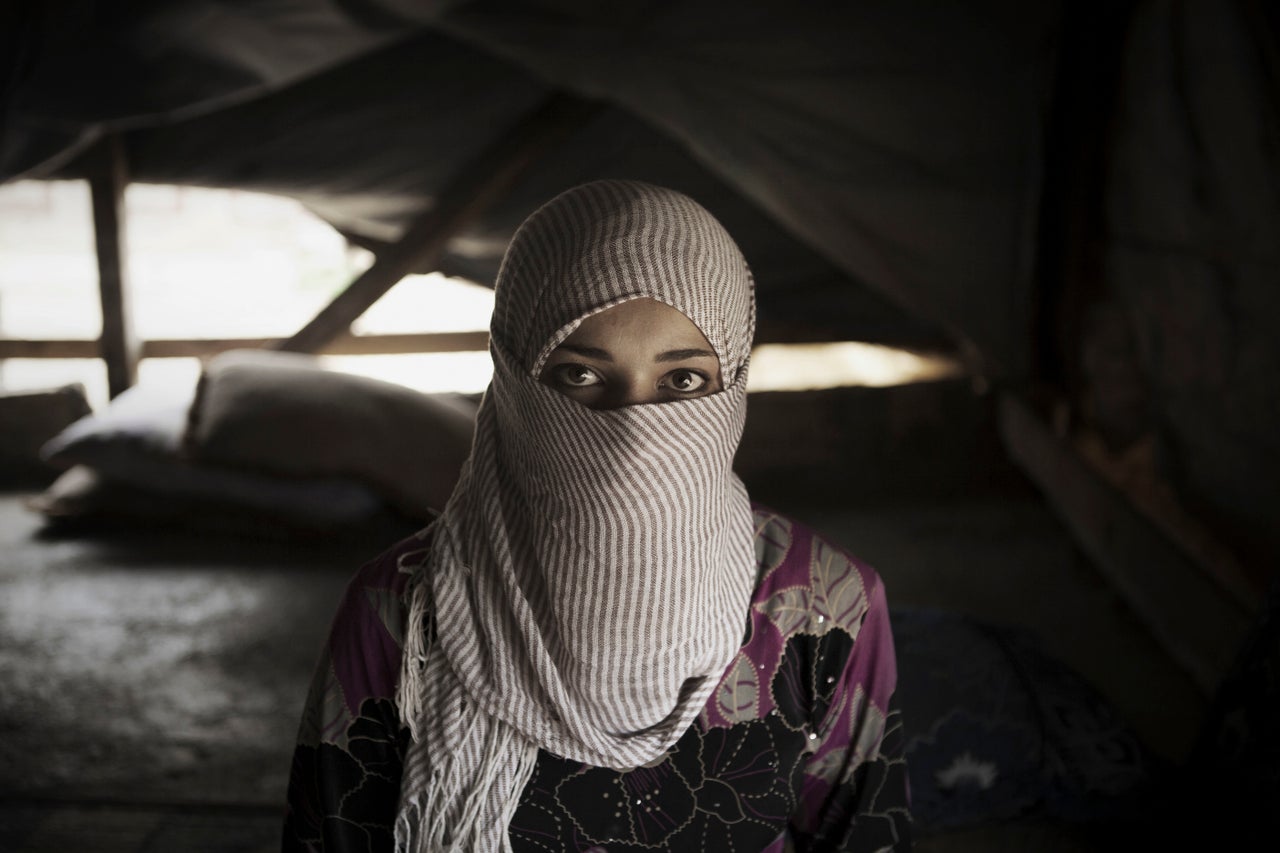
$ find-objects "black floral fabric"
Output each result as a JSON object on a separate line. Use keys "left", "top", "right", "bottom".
{"left": 284, "top": 508, "right": 912, "bottom": 851}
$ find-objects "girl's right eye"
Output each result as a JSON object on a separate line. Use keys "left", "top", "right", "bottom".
{"left": 550, "top": 364, "right": 602, "bottom": 388}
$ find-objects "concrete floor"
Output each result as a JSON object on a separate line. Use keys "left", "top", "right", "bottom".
{"left": 0, "top": 492, "right": 405, "bottom": 851}
{"left": 0, "top": 488, "right": 1204, "bottom": 851}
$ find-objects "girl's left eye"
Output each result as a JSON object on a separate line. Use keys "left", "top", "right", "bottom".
{"left": 663, "top": 369, "right": 708, "bottom": 393}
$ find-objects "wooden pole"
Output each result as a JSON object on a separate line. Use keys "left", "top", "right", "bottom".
{"left": 0, "top": 327, "right": 909, "bottom": 360}
{"left": 998, "top": 392, "right": 1255, "bottom": 695}
{"left": 0, "top": 332, "right": 493, "bottom": 360}
{"left": 1031, "top": 0, "right": 1135, "bottom": 390}
{"left": 277, "top": 92, "right": 600, "bottom": 354}
{"left": 88, "top": 134, "right": 139, "bottom": 398}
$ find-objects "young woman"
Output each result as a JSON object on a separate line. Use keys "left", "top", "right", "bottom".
{"left": 284, "top": 180, "right": 912, "bottom": 852}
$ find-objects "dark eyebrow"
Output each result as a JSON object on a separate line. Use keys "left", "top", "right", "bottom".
{"left": 558, "top": 343, "right": 613, "bottom": 361}
{"left": 655, "top": 348, "right": 718, "bottom": 363}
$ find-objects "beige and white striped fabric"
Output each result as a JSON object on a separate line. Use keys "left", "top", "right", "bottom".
{"left": 395, "top": 180, "right": 758, "bottom": 852}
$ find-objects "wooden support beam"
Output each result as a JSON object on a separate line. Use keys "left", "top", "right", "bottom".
{"left": 0, "top": 332, "right": 491, "bottom": 360}
{"left": 1030, "top": 1, "right": 1135, "bottom": 387}
{"left": 998, "top": 392, "right": 1255, "bottom": 696}
{"left": 277, "top": 92, "right": 601, "bottom": 354}
{"left": 0, "top": 340, "right": 102, "bottom": 358}
{"left": 0, "top": 327, "right": 905, "bottom": 361}
{"left": 326, "top": 331, "right": 491, "bottom": 356}
{"left": 87, "top": 134, "right": 139, "bottom": 398}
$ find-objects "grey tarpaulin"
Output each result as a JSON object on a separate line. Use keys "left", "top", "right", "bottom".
{"left": 3, "top": 0, "right": 1058, "bottom": 372}
{"left": 5, "top": 0, "right": 1280, "bottom": 560}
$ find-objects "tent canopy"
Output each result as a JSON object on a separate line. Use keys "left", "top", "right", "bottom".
{"left": 4, "top": 0, "right": 1059, "bottom": 371}
{"left": 6, "top": 0, "right": 1280, "bottom": 577}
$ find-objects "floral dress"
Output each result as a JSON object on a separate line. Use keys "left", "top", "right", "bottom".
{"left": 284, "top": 507, "right": 913, "bottom": 851}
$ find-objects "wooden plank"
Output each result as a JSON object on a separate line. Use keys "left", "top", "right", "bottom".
{"left": 1030, "top": 0, "right": 1135, "bottom": 385}
{"left": 997, "top": 392, "right": 1255, "bottom": 695}
{"left": 0, "top": 332, "right": 491, "bottom": 359}
{"left": 0, "top": 339, "right": 102, "bottom": 358}
{"left": 87, "top": 134, "right": 139, "bottom": 398}
{"left": 0, "top": 328, "right": 924, "bottom": 360}
{"left": 1072, "top": 430, "right": 1263, "bottom": 609}
{"left": 325, "top": 331, "right": 490, "bottom": 356}
{"left": 278, "top": 92, "right": 600, "bottom": 354}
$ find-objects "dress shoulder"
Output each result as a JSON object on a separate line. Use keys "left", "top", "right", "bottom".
{"left": 749, "top": 503, "right": 888, "bottom": 642}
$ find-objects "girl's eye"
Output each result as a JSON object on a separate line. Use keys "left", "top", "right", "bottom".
{"left": 664, "top": 369, "right": 708, "bottom": 393}
{"left": 551, "top": 364, "right": 602, "bottom": 387}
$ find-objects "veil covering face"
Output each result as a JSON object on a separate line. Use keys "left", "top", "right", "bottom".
{"left": 395, "top": 180, "right": 758, "bottom": 852}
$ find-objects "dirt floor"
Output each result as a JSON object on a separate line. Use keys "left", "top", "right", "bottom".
{"left": 0, "top": 488, "right": 1205, "bottom": 851}
{"left": 0, "top": 491, "right": 403, "bottom": 851}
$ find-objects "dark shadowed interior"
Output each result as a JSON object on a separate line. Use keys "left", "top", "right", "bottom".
{"left": 2, "top": 1, "right": 1277, "bottom": 850}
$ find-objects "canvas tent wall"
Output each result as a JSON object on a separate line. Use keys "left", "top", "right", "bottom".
{"left": 3, "top": 0, "right": 1278, "bottom": 677}
{"left": 3, "top": 0, "right": 1054, "bottom": 371}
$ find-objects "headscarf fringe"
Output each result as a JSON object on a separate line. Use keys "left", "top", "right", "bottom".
{"left": 396, "top": 554, "right": 434, "bottom": 743}
{"left": 396, "top": 717, "right": 539, "bottom": 852}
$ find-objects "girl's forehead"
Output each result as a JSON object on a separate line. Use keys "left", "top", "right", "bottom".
{"left": 534, "top": 294, "right": 723, "bottom": 379}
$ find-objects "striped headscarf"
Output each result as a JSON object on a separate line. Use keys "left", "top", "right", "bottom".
{"left": 395, "top": 180, "right": 758, "bottom": 852}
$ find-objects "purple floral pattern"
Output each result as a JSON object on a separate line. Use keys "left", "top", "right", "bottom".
{"left": 284, "top": 508, "right": 912, "bottom": 851}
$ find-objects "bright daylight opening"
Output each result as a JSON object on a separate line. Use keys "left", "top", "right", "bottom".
{"left": 0, "top": 181, "right": 960, "bottom": 409}
{"left": 747, "top": 342, "right": 960, "bottom": 392}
